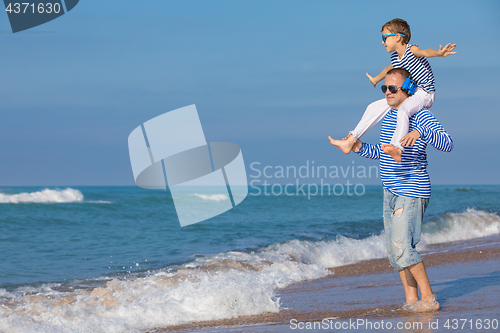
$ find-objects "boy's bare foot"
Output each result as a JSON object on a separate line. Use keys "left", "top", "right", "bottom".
{"left": 366, "top": 73, "right": 377, "bottom": 87}
{"left": 382, "top": 144, "right": 402, "bottom": 163}
{"left": 328, "top": 135, "right": 354, "bottom": 154}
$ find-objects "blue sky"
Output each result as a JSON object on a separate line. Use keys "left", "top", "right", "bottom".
{"left": 1, "top": 0, "right": 499, "bottom": 186}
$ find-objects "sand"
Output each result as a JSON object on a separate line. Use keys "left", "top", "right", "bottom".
{"left": 149, "top": 235, "right": 500, "bottom": 332}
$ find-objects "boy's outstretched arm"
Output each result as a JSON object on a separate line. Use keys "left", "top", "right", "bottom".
{"left": 410, "top": 43, "right": 457, "bottom": 58}
{"left": 366, "top": 64, "right": 393, "bottom": 87}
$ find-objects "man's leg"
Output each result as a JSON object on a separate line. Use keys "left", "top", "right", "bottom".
{"left": 408, "top": 262, "right": 440, "bottom": 310}
{"left": 384, "top": 190, "right": 418, "bottom": 304}
{"left": 408, "top": 262, "right": 432, "bottom": 298}
{"left": 399, "top": 268, "right": 418, "bottom": 304}
{"left": 383, "top": 191, "right": 438, "bottom": 311}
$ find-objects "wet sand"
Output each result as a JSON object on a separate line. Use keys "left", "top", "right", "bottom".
{"left": 149, "top": 235, "right": 500, "bottom": 332}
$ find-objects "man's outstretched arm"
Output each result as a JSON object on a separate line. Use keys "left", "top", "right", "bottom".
{"left": 352, "top": 140, "right": 382, "bottom": 160}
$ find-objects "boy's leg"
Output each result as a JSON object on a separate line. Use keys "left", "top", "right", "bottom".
{"left": 350, "top": 98, "right": 390, "bottom": 141}
{"left": 329, "top": 99, "right": 389, "bottom": 154}
{"left": 391, "top": 89, "right": 433, "bottom": 149}
{"left": 328, "top": 134, "right": 355, "bottom": 154}
{"left": 384, "top": 90, "right": 435, "bottom": 162}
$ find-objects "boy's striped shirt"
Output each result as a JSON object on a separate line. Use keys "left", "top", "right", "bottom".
{"left": 391, "top": 44, "right": 436, "bottom": 92}
{"left": 356, "top": 108, "right": 453, "bottom": 198}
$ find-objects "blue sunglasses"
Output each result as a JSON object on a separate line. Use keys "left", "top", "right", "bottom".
{"left": 382, "top": 33, "right": 405, "bottom": 42}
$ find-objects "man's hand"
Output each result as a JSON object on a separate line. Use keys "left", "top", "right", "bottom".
{"left": 400, "top": 130, "right": 421, "bottom": 147}
{"left": 437, "top": 43, "right": 457, "bottom": 57}
{"left": 366, "top": 73, "right": 377, "bottom": 87}
{"left": 352, "top": 137, "right": 362, "bottom": 152}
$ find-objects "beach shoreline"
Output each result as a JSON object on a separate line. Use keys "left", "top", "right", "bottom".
{"left": 149, "top": 235, "right": 500, "bottom": 332}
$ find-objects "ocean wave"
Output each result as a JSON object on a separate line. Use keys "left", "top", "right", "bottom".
{"left": 420, "top": 208, "right": 500, "bottom": 245}
{"left": 0, "top": 188, "right": 83, "bottom": 204}
{"left": 193, "top": 193, "right": 229, "bottom": 201}
{"left": 0, "top": 235, "right": 387, "bottom": 332}
{"left": 1, "top": 208, "right": 498, "bottom": 332}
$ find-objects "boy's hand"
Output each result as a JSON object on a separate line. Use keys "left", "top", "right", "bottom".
{"left": 437, "top": 43, "right": 457, "bottom": 57}
{"left": 366, "top": 73, "right": 377, "bottom": 87}
{"left": 400, "top": 130, "right": 420, "bottom": 147}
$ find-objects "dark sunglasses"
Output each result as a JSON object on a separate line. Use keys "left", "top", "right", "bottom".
{"left": 381, "top": 85, "right": 400, "bottom": 94}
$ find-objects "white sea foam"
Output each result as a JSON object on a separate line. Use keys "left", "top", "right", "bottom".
{"left": 420, "top": 208, "right": 500, "bottom": 245}
{"left": 0, "top": 208, "right": 498, "bottom": 332}
{"left": 0, "top": 237, "right": 387, "bottom": 332}
{"left": 0, "top": 188, "right": 83, "bottom": 204}
{"left": 193, "top": 193, "right": 229, "bottom": 201}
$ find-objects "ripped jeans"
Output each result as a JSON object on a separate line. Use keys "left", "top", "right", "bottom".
{"left": 383, "top": 189, "right": 429, "bottom": 271}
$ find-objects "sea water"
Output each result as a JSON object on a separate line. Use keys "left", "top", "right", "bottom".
{"left": 0, "top": 185, "right": 499, "bottom": 332}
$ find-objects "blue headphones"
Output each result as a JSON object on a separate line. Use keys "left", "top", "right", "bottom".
{"left": 401, "top": 78, "right": 417, "bottom": 96}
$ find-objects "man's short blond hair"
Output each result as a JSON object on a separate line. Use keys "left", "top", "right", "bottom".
{"left": 386, "top": 67, "right": 412, "bottom": 80}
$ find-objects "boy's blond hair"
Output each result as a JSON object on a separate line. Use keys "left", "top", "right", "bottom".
{"left": 382, "top": 18, "right": 411, "bottom": 44}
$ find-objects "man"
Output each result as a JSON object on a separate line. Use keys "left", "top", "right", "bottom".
{"left": 351, "top": 68, "right": 453, "bottom": 311}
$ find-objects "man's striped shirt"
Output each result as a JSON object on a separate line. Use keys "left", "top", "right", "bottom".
{"left": 356, "top": 108, "right": 453, "bottom": 198}
{"left": 391, "top": 44, "right": 436, "bottom": 92}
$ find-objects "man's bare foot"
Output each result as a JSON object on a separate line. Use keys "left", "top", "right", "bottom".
{"left": 328, "top": 135, "right": 354, "bottom": 154}
{"left": 403, "top": 293, "right": 440, "bottom": 312}
{"left": 381, "top": 144, "right": 402, "bottom": 163}
{"left": 401, "top": 297, "right": 419, "bottom": 311}
{"left": 406, "top": 297, "right": 418, "bottom": 305}
{"left": 419, "top": 293, "right": 440, "bottom": 311}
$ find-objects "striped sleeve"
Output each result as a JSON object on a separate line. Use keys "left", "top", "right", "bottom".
{"left": 356, "top": 142, "right": 381, "bottom": 160}
{"left": 413, "top": 112, "right": 453, "bottom": 152}
{"left": 355, "top": 108, "right": 452, "bottom": 199}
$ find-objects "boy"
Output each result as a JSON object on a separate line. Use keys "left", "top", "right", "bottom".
{"left": 329, "top": 18, "right": 456, "bottom": 162}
